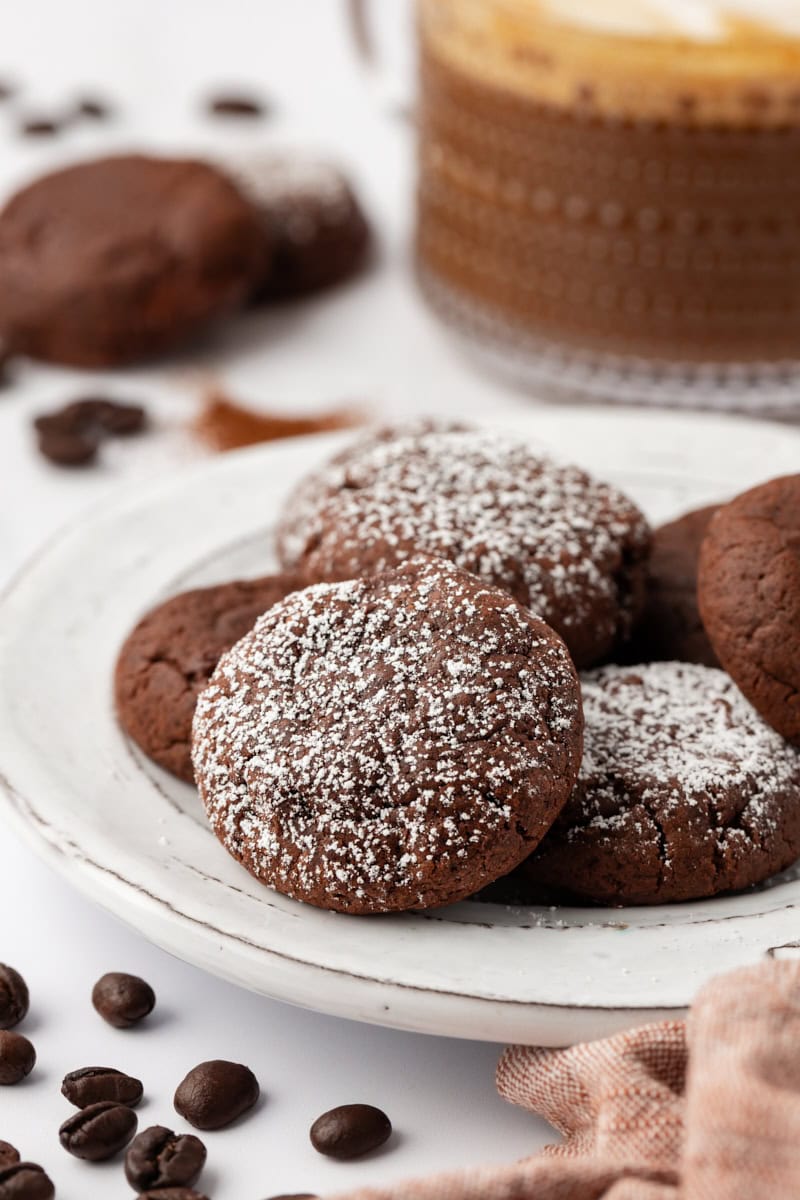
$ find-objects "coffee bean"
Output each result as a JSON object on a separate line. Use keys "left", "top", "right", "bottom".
{"left": 62, "top": 1065, "right": 143, "bottom": 1108}
{"left": 92, "top": 972, "right": 155, "bottom": 1028}
{"left": 0, "top": 1163, "right": 54, "bottom": 1199}
{"left": 35, "top": 427, "right": 98, "bottom": 467}
{"left": 76, "top": 97, "right": 111, "bottom": 120}
{"left": 263, "top": 1194, "right": 318, "bottom": 1199}
{"left": 0, "top": 1145, "right": 19, "bottom": 1169}
{"left": 59, "top": 1100, "right": 138, "bottom": 1161}
{"left": 125, "top": 1126, "right": 206, "bottom": 1190}
{"left": 134, "top": 1190, "right": 209, "bottom": 1200}
{"left": 0, "top": 965, "right": 29, "bottom": 1029}
{"left": 19, "top": 118, "right": 61, "bottom": 137}
{"left": 208, "top": 93, "right": 266, "bottom": 118}
{"left": 309, "top": 1104, "right": 392, "bottom": 1159}
{"left": 0, "top": 1031, "right": 35, "bottom": 1085}
{"left": 174, "top": 1060, "right": 259, "bottom": 1130}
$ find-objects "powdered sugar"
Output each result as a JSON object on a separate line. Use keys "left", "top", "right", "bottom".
{"left": 525, "top": 662, "right": 800, "bottom": 904}
{"left": 192, "top": 557, "right": 581, "bottom": 913}
{"left": 579, "top": 663, "right": 799, "bottom": 819}
{"left": 276, "top": 426, "right": 650, "bottom": 668}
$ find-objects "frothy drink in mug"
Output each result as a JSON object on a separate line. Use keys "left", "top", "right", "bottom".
{"left": 415, "top": 0, "right": 800, "bottom": 402}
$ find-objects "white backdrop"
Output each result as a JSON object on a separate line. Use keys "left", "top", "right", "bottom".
{"left": 0, "top": 3, "right": 553, "bottom": 1198}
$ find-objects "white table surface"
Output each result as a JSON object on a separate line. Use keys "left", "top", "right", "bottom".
{"left": 0, "top": 3, "right": 554, "bottom": 1197}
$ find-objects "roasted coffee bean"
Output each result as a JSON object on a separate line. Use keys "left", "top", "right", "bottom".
{"left": 19, "top": 118, "right": 61, "bottom": 137}
{"left": 59, "top": 1100, "right": 138, "bottom": 1161}
{"left": 76, "top": 97, "right": 111, "bottom": 120}
{"left": 309, "top": 1103, "right": 392, "bottom": 1159}
{"left": 0, "top": 965, "right": 29, "bottom": 1029}
{"left": 263, "top": 1194, "right": 318, "bottom": 1199}
{"left": 0, "top": 1163, "right": 54, "bottom": 1199}
{"left": 125, "top": 1125, "right": 206, "bottom": 1190}
{"left": 36, "top": 397, "right": 147, "bottom": 438}
{"left": 208, "top": 93, "right": 266, "bottom": 118}
{"left": 92, "top": 972, "right": 155, "bottom": 1028}
{"left": 0, "top": 1144, "right": 19, "bottom": 1169}
{"left": 134, "top": 1189, "right": 209, "bottom": 1200}
{"left": 35, "top": 427, "right": 98, "bottom": 466}
{"left": 174, "top": 1059, "right": 259, "bottom": 1130}
{"left": 0, "top": 1031, "right": 35, "bottom": 1085}
{"left": 62, "top": 1065, "right": 143, "bottom": 1108}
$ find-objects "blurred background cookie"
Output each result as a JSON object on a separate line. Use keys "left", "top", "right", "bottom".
{"left": 0, "top": 154, "right": 269, "bottom": 367}
{"left": 226, "top": 153, "right": 371, "bottom": 301}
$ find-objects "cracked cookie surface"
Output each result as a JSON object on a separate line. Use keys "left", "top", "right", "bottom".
{"left": 276, "top": 426, "right": 651, "bottom": 668}
{"left": 698, "top": 475, "right": 800, "bottom": 745}
{"left": 192, "top": 556, "right": 583, "bottom": 913}
{"left": 522, "top": 662, "right": 800, "bottom": 905}
{"left": 115, "top": 573, "right": 306, "bottom": 782}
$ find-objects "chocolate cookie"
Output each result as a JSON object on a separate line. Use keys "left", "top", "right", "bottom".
{"left": 0, "top": 154, "right": 267, "bottom": 366}
{"left": 115, "top": 573, "right": 305, "bottom": 782}
{"left": 276, "top": 427, "right": 651, "bottom": 668}
{"left": 620, "top": 505, "right": 718, "bottom": 667}
{"left": 523, "top": 662, "right": 800, "bottom": 905}
{"left": 226, "top": 154, "right": 370, "bottom": 300}
{"left": 698, "top": 476, "right": 800, "bottom": 745}
{"left": 192, "top": 557, "right": 583, "bottom": 913}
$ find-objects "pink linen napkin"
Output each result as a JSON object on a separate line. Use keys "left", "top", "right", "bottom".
{"left": 334, "top": 960, "right": 800, "bottom": 1199}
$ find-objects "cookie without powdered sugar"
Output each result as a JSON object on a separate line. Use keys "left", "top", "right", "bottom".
{"left": 619, "top": 504, "right": 718, "bottom": 668}
{"left": 192, "top": 557, "right": 583, "bottom": 913}
{"left": 276, "top": 427, "right": 651, "bottom": 668}
{"left": 523, "top": 662, "right": 800, "bottom": 905}
{"left": 115, "top": 573, "right": 306, "bottom": 782}
{"left": 698, "top": 476, "right": 800, "bottom": 744}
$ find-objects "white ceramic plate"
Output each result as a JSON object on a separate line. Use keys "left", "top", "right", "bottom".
{"left": 3, "top": 407, "right": 800, "bottom": 1047}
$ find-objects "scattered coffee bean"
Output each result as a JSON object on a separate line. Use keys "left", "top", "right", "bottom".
{"left": 19, "top": 117, "right": 61, "bottom": 137}
{"left": 80, "top": 397, "right": 147, "bottom": 435}
{"left": 134, "top": 1190, "right": 209, "bottom": 1200}
{"left": 208, "top": 93, "right": 266, "bottom": 118}
{"left": 59, "top": 1099, "right": 138, "bottom": 1161}
{"left": 125, "top": 1126, "right": 206, "bottom": 1191}
{"left": 62, "top": 1065, "right": 143, "bottom": 1108}
{"left": 174, "top": 1059, "right": 259, "bottom": 1130}
{"left": 0, "top": 1144, "right": 19, "bottom": 1169}
{"left": 0, "top": 965, "right": 29, "bottom": 1029}
{"left": 309, "top": 1104, "right": 392, "bottom": 1160}
{"left": 0, "top": 1031, "right": 35, "bottom": 1085}
{"left": 76, "top": 96, "right": 111, "bottom": 120}
{"left": 92, "top": 972, "right": 155, "bottom": 1028}
{"left": 263, "top": 1194, "right": 318, "bottom": 1199}
{"left": 0, "top": 1163, "right": 54, "bottom": 1200}
{"left": 35, "top": 426, "right": 98, "bottom": 467}
{"left": 33, "top": 396, "right": 147, "bottom": 467}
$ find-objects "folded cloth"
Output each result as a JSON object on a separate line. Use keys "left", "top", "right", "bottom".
{"left": 332, "top": 960, "right": 800, "bottom": 1200}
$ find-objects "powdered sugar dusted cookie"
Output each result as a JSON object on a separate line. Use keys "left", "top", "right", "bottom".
{"left": 192, "top": 557, "right": 583, "bottom": 913}
{"left": 276, "top": 427, "right": 651, "bottom": 668}
{"left": 523, "top": 662, "right": 800, "bottom": 905}
{"left": 225, "top": 152, "right": 370, "bottom": 300}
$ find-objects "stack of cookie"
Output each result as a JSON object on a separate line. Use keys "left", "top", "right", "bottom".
{"left": 0, "top": 152, "right": 369, "bottom": 367}
{"left": 115, "top": 424, "right": 800, "bottom": 912}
